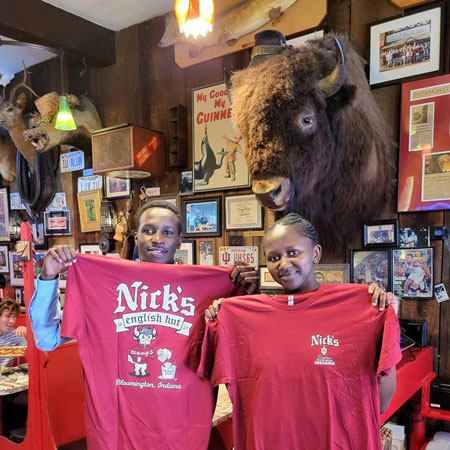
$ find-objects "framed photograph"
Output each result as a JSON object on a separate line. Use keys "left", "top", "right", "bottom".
{"left": 105, "top": 176, "right": 131, "bottom": 199}
{"left": 174, "top": 240, "right": 195, "bottom": 265}
{"left": 363, "top": 220, "right": 398, "bottom": 247}
{"left": 182, "top": 196, "right": 222, "bottom": 237}
{"left": 0, "top": 245, "right": 9, "bottom": 274}
{"left": 434, "top": 283, "right": 449, "bottom": 303}
{"left": 314, "top": 264, "right": 350, "bottom": 284}
{"left": 392, "top": 247, "right": 433, "bottom": 298}
{"left": 158, "top": 195, "right": 179, "bottom": 210}
{"left": 59, "top": 271, "right": 68, "bottom": 290}
{"left": 14, "top": 288, "right": 23, "bottom": 306}
{"left": 368, "top": 2, "right": 444, "bottom": 88}
{"left": 350, "top": 249, "right": 391, "bottom": 291}
{"left": 398, "top": 73, "right": 450, "bottom": 213}
{"left": 399, "top": 226, "right": 430, "bottom": 248}
{"left": 9, "top": 250, "right": 45, "bottom": 286}
{"left": 31, "top": 218, "right": 48, "bottom": 250}
{"left": 44, "top": 210, "right": 72, "bottom": 236}
{"left": 79, "top": 244, "right": 102, "bottom": 255}
{"left": 225, "top": 194, "right": 263, "bottom": 230}
{"left": 259, "top": 266, "right": 283, "bottom": 290}
{"left": 179, "top": 171, "right": 193, "bottom": 195}
{"left": 0, "top": 188, "right": 10, "bottom": 241}
{"left": 77, "top": 190, "right": 102, "bottom": 232}
{"left": 197, "top": 239, "right": 216, "bottom": 266}
{"left": 192, "top": 81, "right": 250, "bottom": 192}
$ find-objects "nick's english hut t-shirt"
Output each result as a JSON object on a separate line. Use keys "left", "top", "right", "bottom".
{"left": 62, "top": 254, "right": 242, "bottom": 450}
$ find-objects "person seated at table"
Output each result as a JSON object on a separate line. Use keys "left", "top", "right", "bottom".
{"left": 0, "top": 298, "right": 28, "bottom": 440}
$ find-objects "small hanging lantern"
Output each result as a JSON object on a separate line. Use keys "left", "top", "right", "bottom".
{"left": 175, "top": 0, "right": 214, "bottom": 39}
{"left": 100, "top": 200, "right": 118, "bottom": 234}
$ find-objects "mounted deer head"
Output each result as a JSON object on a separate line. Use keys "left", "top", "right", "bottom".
{"left": 0, "top": 126, "right": 17, "bottom": 181}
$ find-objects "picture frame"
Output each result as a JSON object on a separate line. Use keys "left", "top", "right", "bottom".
{"left": 104, "top": 176, "right": 131, "bottom": 199}
{"left": 392, "top": 247, "right": 433, "bottom": 299}
{"left": 192, "top": 81, "right": 250, "bottom": 192}
{"left": 399, "top": 226, "right": 430, "bottom": 248}
{"left": 157, "top": 195, "right": 179, "bottom": 210}
{"left": 368, "top": 2, "right": 444, "bottom": 88}
{"left": 350, "top": 249, "right": 391, "bottom": 291}
{"left": 0, "top": 187, "right": 10, "bottom": 242}
{"left": 77, "top": 190, "right": 102, "bottom": 232}
{"left": 174, "top": 240, "right": 196, "bottom": 265}
{"left": 44, "top": 210, "right": 72, "bottom": 236}
{"left": 225, "top": 194, "right": 263, "bottom": 230}
{"left": 182, "top": 196, "right": 222, "bottom": 237}
{"left": 9, "top": 250, "right": 45, "bottom": 286}
{"left": 31, "top": 217, "right": 48, "bottom": 250}
{"left": 179, "top": 171, "right": 193, "bottom": 195}
{"left": 79, "top": 243, "right": 102, "bottom": 255}
{"left": 0, "top": 245, "right": 9, "bottom": 274}
{"left": 363, "top": 220, "right": 398, "bottom": 247}
{"left": 259, "top": 266, "right": 283, "bottom": 290}
{"left": 314, "top": 264, "right": 350, "bottom": 284}
{"left": 197, "top": 239, "right": 216, "bottom": 266}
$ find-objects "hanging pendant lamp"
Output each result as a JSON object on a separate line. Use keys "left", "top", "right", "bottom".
{"left": 55, "top": 51, "right": 77, "bottom": 131}
{"left": 175, "top": 0, "right": 214, "bottom": 39}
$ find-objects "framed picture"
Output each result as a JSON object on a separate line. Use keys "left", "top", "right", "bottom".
{"left": 397, "top": 73, "right": 450, "bottom": 213}
{"left": 174, "top": 240, "right": 195, "bottom": 265}
{"left": 392, "top": 247, "right": 433, "bottom": 298}
{"left": 182, "top": 196, "right": 222, "bottom": 237}
{"left": 158, "top": 195, "right": 179, "bottom": 210}
{"left": 363, "top": 220, "right": 398, "bottom": 247}
{"left": 0, "top": 245, "right": 9, "bottom": 274}
{"left": 314, "top": 264, "right": 350, "bottom": 284}
{"left": 105, "top": 176, "right": 131, "bottom": 199}
{"left": 79, "top": 243, "right": 102, "bottom": 255}
{"left": 59, "top": 271, "right": 68, "bottom": 290}
{"left": 197, "top": 239, "right": 216, "bottom": 266}
{"left": 368, "top": 2, "right": 444, "bottom": 88}
{"left": 0, "top": 188, "right": 10, "bottom": 241}
{"left": 179, "top": 171, "right": 193, "bottom": 195}
{"left": 259, "top": 266, "right": 283, "bottom": 290}
{"left": 44, "top": 210, "right": 72, "bottom": 236}
{"left": 399, "top": 226, "right": 430, "bottom": 248}
{"left": 225, "top": 194, "right": 263, "bottom": 230}
{"left": 192, "top": 81, "right": 250, "bottom": 192}
{"left": 350, "top": 249, "right": 391, "bottom": 291}
{"left": 31, "top": 218, "right": 48, "bottom": 250}
{"left": 78, "top": 190, "right": 102, "bottom": 232}
{"left": 9, "top": 250, "right": 45, "bottom": 286}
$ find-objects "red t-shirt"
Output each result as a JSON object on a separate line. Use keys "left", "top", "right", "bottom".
{"left": 62, "top": 254, "right": 242, "bottom": 450}
{"left": 198, "top": 283, "right": 402, "bottom": 450}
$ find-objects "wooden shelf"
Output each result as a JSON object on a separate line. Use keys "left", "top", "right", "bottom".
{"left": 167, "top": 104, "right": 188, "bottom": 169}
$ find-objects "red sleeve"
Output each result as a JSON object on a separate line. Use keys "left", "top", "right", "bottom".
{"left": 60, "top": 262, "right": 85, "bottom": 341}
{"left": 377, "top": 306, "right": 402, "bottom": 377}
{"left": 197, "top": 320, "right": 233, "bottom": 386}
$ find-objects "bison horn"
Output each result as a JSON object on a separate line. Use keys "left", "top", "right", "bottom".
{"left": 224, "top": 68, "right": 233, "bottom": 105}
{"left": 317, "top": 38, "right": 347, "bottom": 98}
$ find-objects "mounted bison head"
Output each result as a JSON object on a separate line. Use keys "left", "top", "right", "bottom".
{"left": 230, "top": 33, "right": 396, "bottom": 248}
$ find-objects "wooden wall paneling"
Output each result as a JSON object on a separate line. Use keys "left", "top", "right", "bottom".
{"left": 322, "top": 0, "right": 351, "bottom": 35}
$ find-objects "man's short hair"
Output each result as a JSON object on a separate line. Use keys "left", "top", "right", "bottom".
{"left": 136, "top": 200, "right": 182, "bottom": 234}
{"left": 0, "top": 299, "right": 21, "bottom": 317}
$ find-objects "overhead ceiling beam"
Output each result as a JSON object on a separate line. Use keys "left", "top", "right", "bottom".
{"left": 0, "top": 0, "right": 116, "bottom": 67}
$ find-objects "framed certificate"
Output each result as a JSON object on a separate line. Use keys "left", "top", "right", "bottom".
{"left": 225, "top": 194, "right": 263, "bottom": 230}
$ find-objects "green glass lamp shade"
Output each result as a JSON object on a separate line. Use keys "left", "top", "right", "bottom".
{"left": 55, "top": 96, "right": 77, "bottom": 130}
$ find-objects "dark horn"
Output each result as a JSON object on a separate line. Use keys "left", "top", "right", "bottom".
{"left": 224, "top": 68, "right": 233, "bottom": 105}
{"left": 317, "top": 38, "right": 346, "bottom": 98}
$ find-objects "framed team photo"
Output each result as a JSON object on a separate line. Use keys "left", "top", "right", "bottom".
{"left": 392, "top": 247, "right": 433, "bottom": 298}
{"left": 350, "top": 249, "right": 391, "bottom": 291}
{"left": 363, "top": 220, "right": 398, "bottom": 247}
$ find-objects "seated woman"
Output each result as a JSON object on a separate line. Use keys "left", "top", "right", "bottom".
{"left": 0, "top": 298, "right": 27, "bottom": 439}
{"left": 200, "top": 214, "right": 401, "bottom": 450}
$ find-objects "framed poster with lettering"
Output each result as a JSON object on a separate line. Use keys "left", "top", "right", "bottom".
{"left": 192, "top": 81, "right": 250, "bottom": 192}
{"left": 44, "top": 210, "right": 72, "bottom": 236}
{"left": 225, "top": 194, "right": 263, "bottom": 230}
{"left": 398, "top": 73, "right": 450, "bottom": 212}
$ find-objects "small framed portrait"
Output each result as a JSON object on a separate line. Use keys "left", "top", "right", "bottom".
{"left": 14, "top": 288, "right": 23, "bottom": 305}
{"left": 44, "top": 210, "right": 72, "bottom": 236}
{"left": 197, "top": 239, "right": 216, "bottom": 266}
{"left": 368, "top": 2, "right": 444, "bottom": 88}
{"left": 9, "top": 250, "right": 46, "bottom": 286}
{"left": 0, "top": 245, "right": 9, "bottom": 274}
{"left": 225, "top": 194, "right": 263, "bottom": 230}
{"left": 259, "top": 266, "right": 283, "bottom": 291}
{"left": 363, "top": 220, "right": 398, "bottom": 247}
{"left": 399, "top": 226, "right": 430, "bottom": 248}
{"left": 174, "top": 240, "right": 195, "bottom": 265}
{"left": 434, "top": 283, "right": 449, "bottom": 303}
{"left": 79, "top": 243, "right": 102, "bottom": 255}
{"left": 105, "top": 176, "right": 131, "bottom": 199}
{"left": 314, "top": 264, "right": 350, "bottom": 284}
{"left": 0, "top": 187, "right": 10, "bottom": 242}
{"left": 350, "top": 249, "right": 391, "bottom": 291}
{"left": 182, "top": 196, "right": 222, "bottom": 238}
{"left": 179, "top": 171, "right": 193, "bottom": 195}
{"left": 392, "top": 247, "right": 433, "bottom": 299}
{"left": 77, "top": 190, "right": 102, "bottom": 232}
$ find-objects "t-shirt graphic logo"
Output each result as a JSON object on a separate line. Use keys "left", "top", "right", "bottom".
{"left": 310, "top": 334, "right": 339, "bottom": 366}
{"left": 128, "top": 326, "right": 158, "bottom": 377}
